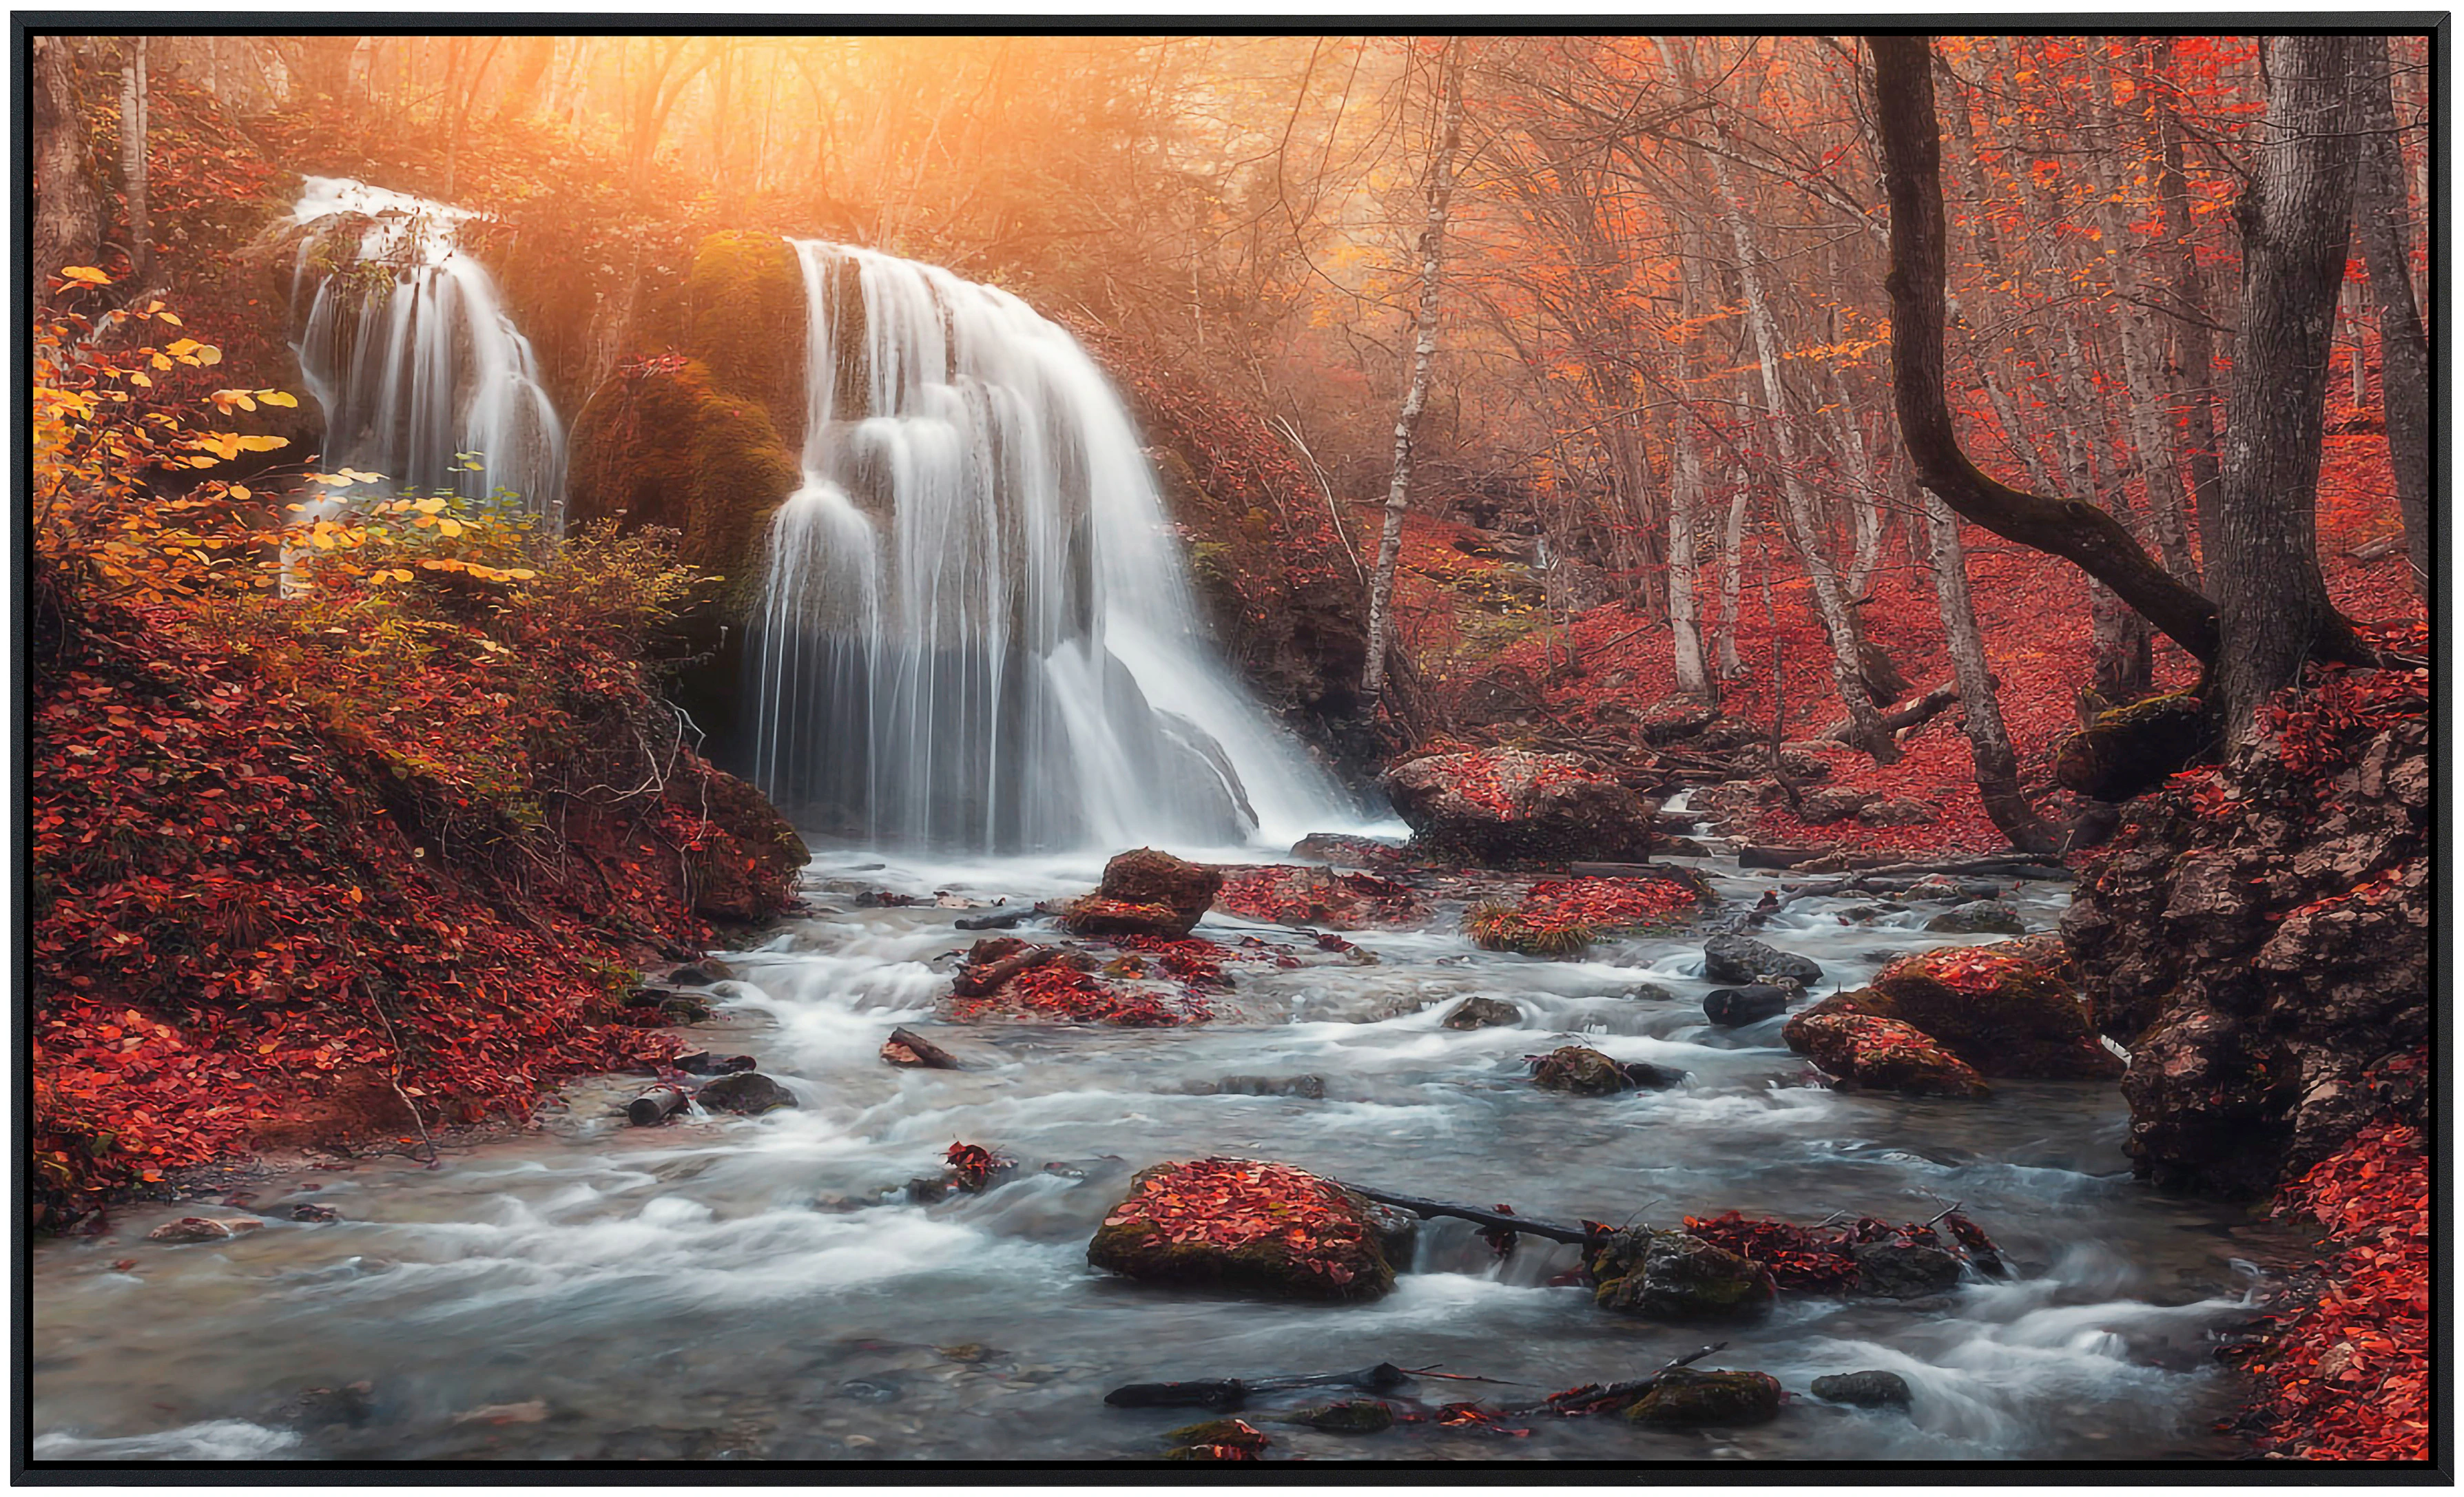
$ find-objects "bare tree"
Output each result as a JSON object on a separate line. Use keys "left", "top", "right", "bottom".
{"left": 1923, "top": 491, "right": 2059, "bottom": 853}
{"left": 118, "top": 38, "right": 150, "bottom": 286}
{"left": 2209, "top": 34, "right": 2370, "bottom": 739}
{"left": 1361, "top": 37, "right": 1467, "bottom": 715}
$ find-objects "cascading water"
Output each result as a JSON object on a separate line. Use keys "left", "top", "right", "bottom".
{"left": 288, "top": 176, "right": 565, "bottom": 522}
{"left": 748, "top": 240, "right": 1355, "bottom": 853}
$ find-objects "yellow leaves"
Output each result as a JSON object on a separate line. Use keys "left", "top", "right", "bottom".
{"left": 128, "top": 371, "right": 153, "bottom": 389}
{"left": 414, "top": 497, "right": 451, "bottom": 514}
{"left": 415, "top": 558, "right": 537, "bottom": 583}
{"left": 209, "top": 388, "right": 298, "bottom": 413}
{"left": 191, "top": 433, "right": 291, "bottom": 463}
{"left": 59, "top": 266, "right": 112, "bottom": 285}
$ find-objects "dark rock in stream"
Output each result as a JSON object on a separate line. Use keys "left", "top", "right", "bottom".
{"left": 1206, "top": 1075, "right": 1327, "bottom": 1099}
{"left": 1589, "top": 1229, "right": 1777, "bottom": 1323}
{"left": 1852, "top": 1241, "right": 1966, "bottom": 1298}
{"left": 1810, "top": 1370, "right": 1913, "bottom": 1410}
{"left": 1626, "top": 1368, "right": 1783, "bottom": 1426}
{"left": 1529, "top": 1045, "right": 1679, "bottom": 1095}
{"left": 1701, "top": 933, "right": 1823, "bottom": 987}
{"left": 954, "top": 908, "right": 1033, "bottom": 931}
{"left": 1295, "top": 1400, "right": 1395, "bottom": 1434}
{"left": 1057, "top": 848, "right": 1223, "bottom": 938}
{"left": 1442, "top": 996, "right": 1520, "bottom": 1030}
{"left": 1703, "top": 985, "right": 1790, "bottom": 1028}
{"left": 1615, "top": 980, "right": 1677, "bottom": 1003}
{"left": 273, "top": 1379, "right": 377, "bottom": 1429}
{"left": 668, "top": 959, "right": 736, "bottom": 987}
{"left": 694, "top": 1073, "right": 798, "bottom": 1115}
{"left": 1923, "top": 899, "right": 2025, "bottom": 935}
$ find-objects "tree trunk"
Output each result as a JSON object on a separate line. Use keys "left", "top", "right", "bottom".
{"left": 1830, "top": 370, "right": 1884, "bottom": 598}
{"left": 2211, "top": 33, "right": 2368, "bottom": 741}
{"left": 1692, "top": 98, "right": 1894, "bottom": 761}
{"left": 119, "top": 39, "right": 150, "bottom": 286}
{"left": 1360, "top": 37, "right": 1466, "bottom": 714}
{"left": 32, "top": 36, "right": 101, "bottom": 323}
{"left": 2151, "top": 36, "right": 2226, "bottom": 569}
{"left": 1668, "top": 353, "right": 1713, "bottom": 701}
{"left": 2351, "top": 34, "right": 2432, "bottom": 596}
{"left": 2051, "top": 322, "right": 2153, "bottom": 704}
{"left": 1923, "top": 492, "right": 2060, "bottom": 853}
{"left": 1872, "top": 34, "right": 2222, "bottom": 666}
{"left": 1716, "top": 473, "right": 1748, "bottom": 679}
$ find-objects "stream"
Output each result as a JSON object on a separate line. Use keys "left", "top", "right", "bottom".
{"left": 32, "top": 836, "right": 2271, "bottom": 1463}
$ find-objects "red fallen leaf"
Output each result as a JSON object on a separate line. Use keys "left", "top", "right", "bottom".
{"left": 1435, "top": 1403, "right": 1532, "bottom": 1437}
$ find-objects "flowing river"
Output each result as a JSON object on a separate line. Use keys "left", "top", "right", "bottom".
{"left": 31, "top": 837, "right": 2272, "bottom": 1464}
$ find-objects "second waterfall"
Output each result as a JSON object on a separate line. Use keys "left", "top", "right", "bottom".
{"left": 747, "top": 242, "right": 1354, "bottom": 854}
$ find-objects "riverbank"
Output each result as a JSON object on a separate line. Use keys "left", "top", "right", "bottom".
{"left": 29, "top": 537, "right": 805, "bottom": 1228}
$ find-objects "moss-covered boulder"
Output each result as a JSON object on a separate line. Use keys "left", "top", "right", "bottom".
{"left": 1783, "top": 1009, "right": 1992, "bottom": 1099}
{"left": 1441, "top": 996, "right": 1520, "bottom": 1030}
{"left": 679, "top": 231, "right": 809, "bottom": 446}
{"left": 1294, "top": 1401, "right": 1395, "bottom": 1434}
{"left": 1087, "top": 1157, "right": 1399, "bottom": 1301}
{"left": 2053, "top": 691, "right": 2214, "bottom": 803}
{"left": 1923, "top": 899, "right": 2025, "bottom": 935}
{"left": 564, "top": 355, "right": 799, "bottom": 599}
{"left": 1627, "top": 1368, "right": 1783, "bottom": 1427}
{"left": 1588, "top": 1229, "right": 1777, "bottom": 1323}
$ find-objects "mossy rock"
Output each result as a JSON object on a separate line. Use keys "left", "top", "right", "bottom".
{"left": 1627, "top": 1368, "right": 1783, "bottom": 1426}
{"left": 1589, "top": 1229, "right": 1777, "bottom": 1323}
{"left": 2053, "top": 692, "right": 2214, "bottom": 803}
{"left": 565, "top": 356, "right": 798, "bottom": 615}
{"left": 1923, "top": 899, "right": 2025, "bottom": 935}
{"left": 680, "top": 231, "right": 809, "bottom": 445}
{"left": 1163, "top": 1418, "right": 1269, "bottom": 1452}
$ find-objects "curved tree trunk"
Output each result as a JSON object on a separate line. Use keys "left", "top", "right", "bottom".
{"left": 1361, "top": 37, "right": 1466, "bottom": 714}
{"left": 1871, "top": 34, "right": 2222, "bottom": 668}
{"left": 2211, "top": 34, "right": 2368, "bottom": 741}
{"left": 1923, "top": 492, "right": 2060, "bottom": 854}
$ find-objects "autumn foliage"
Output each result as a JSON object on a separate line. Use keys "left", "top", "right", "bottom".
{"left": 2228, "top": 1117, "right": 2429, "bottom": 1461}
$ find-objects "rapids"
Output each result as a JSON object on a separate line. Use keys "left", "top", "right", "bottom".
{"left": 31, "top": 839, "right": 2268, "bottom": 1463}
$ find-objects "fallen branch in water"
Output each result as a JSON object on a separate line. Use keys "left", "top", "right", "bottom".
{"left": 1338, "top": 1184, "right": 1606, "bottom": 1246}
{"left": 1509, "top": 1341, "right": 1729, "bottom": 1417}
{"left": 1106, "top": 1361, "right": 1414, "bottom": 1412}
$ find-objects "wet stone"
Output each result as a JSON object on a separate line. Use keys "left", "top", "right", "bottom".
{"left": 1852, "top": 1241, "right": 1965, "bottom": 1299}
{"left": 694, "top": 1072, "right": 798, "bottom": 1115}
{"left": 1442, "top": 996, "right": 1520, "bottom": 1030}
{"left": 1704, "top": 985, "right": 1790, "bottom": 1028}
{"left": 1702, "top": 933, "right": 1823, "bottom": 987}
{"left": 1294, "top": 1400, "right": 1395, "bottom": 1434}
{"left": 1627, "top": 1368, "right": 1783, "bottom": 1426}
{"left": 1811, "top": 1370, "right": 1913, "bottom": 1409}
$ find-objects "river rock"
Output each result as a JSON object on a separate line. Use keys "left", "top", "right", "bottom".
{"left": 1530, "top": 1045, "right": 1677, "bottom": 1095}
{"left": 1702, "top": 933, "right": 1823, "bottom": 987}
{"left": 1087, "top": 1157, "right": 1398, "bottom": 1301}
{"left": 1290, "top": 832, "right": 1407, "bottom": 869}
{"left": 1164, "top": 1417, "right": 1270, "bottom": 1453}
{"left": 694, "top": 1072, "right": 798, "bottom": 1114}
{"left": 1785, "top": 1009, "right": 1991, "bottom": 1099}
{"left": 1590, "top": 1229, "right": 1777, "bottom": 1323}
{"left": 1923, "top": 899, "right": 2025, "bottom": 935}
{"left": 668, "top": 958, "right": 737, "bottom": 987}
{"left": 1616, "top": 981, "right": 1677, "bottom": 1003}
{"left": 1442, "top": 996, "right": 1520, "bottom": 1030}
{"left": 1704, "top": 985, "right": 1790, "bottom": 1028}
{"left": 1852, "top": 1241, "right": 1965, "bottom": 1298}
{"left": 1209, "top": 1075, "right": 1327, "bottom": 1099}
{"left": 1382, "top": 747, "right": 1656, "bottom": 865}
{"left": 1810, "top": 1370, "right": 1912, "bottom": 1409}
{"left": 1295, "top": 1400, "right": 1395, "bottom": 1434}
{"left": 145, "top": 1216, "right": 262, "bottom": 1244}
{"left": 1626, "top": 1368, "right": 1783, "bottom": 1426}
{"left": 1858, "top": 936, "right": 2122, "bottom": 1080}
{"left": 1058, "top": 848, "right": 1224, "bottom": 938}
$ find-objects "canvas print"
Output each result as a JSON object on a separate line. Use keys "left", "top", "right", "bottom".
{"left": 23, "top": 25, "right": 2436, "bottom": 1472}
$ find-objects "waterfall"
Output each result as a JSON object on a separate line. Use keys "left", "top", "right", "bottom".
{"left": 287, "top": 176, "right": 565, "bottom": 523}
{"left": 749, "top": 240, "right": 1356, "bottom": 854}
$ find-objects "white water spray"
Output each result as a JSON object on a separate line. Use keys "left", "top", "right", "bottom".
{"left": 287, "top": 176, "right": 565, "bottom": 522}
{"left": 748, "top": 240, "right": 1356, "bottom": 853}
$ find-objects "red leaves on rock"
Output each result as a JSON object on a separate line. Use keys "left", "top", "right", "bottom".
{"left": 1102, "top": 1158, "right": 1373, "bottom": 1286}
{"left": 1521, "top": 876, "right": 1699, "bottom": 930}
{"left": 944, "top": 1141, "right": 1014, "bottom": 1193}
{"left": 1214, "top": 865, "right": 1425, "bottom": 929}
{"left": 946, "top": 958, "right": 1211, "bottom": 1028}
{"left": 1435, "top": 1403, "right": 1533, "bottom": 1437}
{"left": 2230, "top": 1115, "right": 2428, "bottom": 1462}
